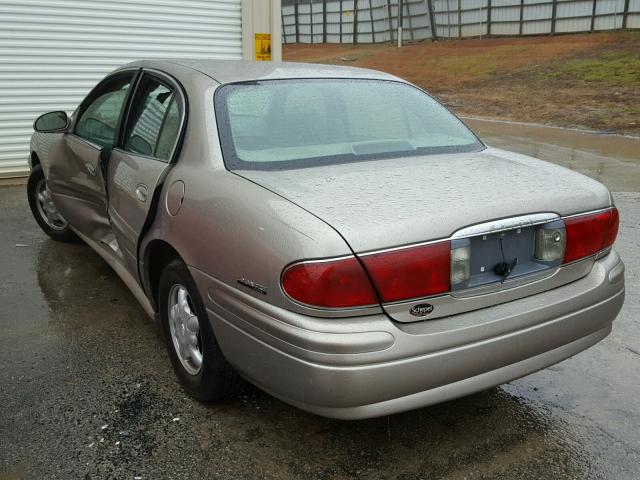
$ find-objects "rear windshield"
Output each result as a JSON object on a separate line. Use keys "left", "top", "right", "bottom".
{"left": 214, "top": 79, "right": 483, "bottom": 171}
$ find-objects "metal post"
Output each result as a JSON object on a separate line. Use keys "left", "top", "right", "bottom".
{"left": 550, "top": 0, "right": 557, "bottom": 34}
{"left": 323, "top": 0, "right": 328, "bottom": 42}
{"left": 353, "top": 0, "right": 359, "bottom": 44}
{"left": 406, "top": 0, "right": 415, "bottom": 40}
{"left": 426, "top": 0, "right": 437, "bottom": 40}
{"left": 310, "top": 0, "right": 314, "bottom": 44}
{"left": 387, "top": 0, "right": 394, "bottom": 43}
{"left": 622, "top": 0, "right": 630, "bottom": 28}
{"left": 519, "top": 0, "right": 524, "bottom": 35}
{"left": 294, "top": 0, "right": 300, "bottom": 43}
{"left": 397, "top": 0, "right": 404, "bottom": 47}
{"left": 340, "top": 0, "right": 344, "bottom": 42}
{"left": 487, "top": 0, "right": 492, "bottom": 36}
{"left": 369, "top": 0, "right": 376, "bottom": 43}
{"left": 456, "top": 0, "right": 461, "bottom": 38}
{"left": 590, "top": 0, "right": 596, "bottom": 31}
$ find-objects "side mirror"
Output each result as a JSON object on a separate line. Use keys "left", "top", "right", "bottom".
{"left": 34, "top": 111, "right": 69, "bottom": 133}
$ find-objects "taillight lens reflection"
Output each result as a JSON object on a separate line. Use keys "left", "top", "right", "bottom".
{"left": 563, "top": 207, "right": 619, "bottom": 263}
{"left": 281, "top": 257, "right": 377, "bottom": 308}
{"left": 360, "top": 241, "right": 451, "bottom": 303}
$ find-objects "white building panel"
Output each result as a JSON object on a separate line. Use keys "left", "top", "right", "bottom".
{"left": 0, "top": 0, "right": 242, "bottom": 177}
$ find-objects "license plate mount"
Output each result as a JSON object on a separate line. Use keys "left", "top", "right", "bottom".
{"left": 451, "top": 226, "right": 557, "bottom": 291}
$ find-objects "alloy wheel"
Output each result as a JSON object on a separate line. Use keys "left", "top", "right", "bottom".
{"left": 168, "top": 284, "right": 203, "bottom": 375}
{"left": 35, "top": 178, "right": 67, "bottom": 231}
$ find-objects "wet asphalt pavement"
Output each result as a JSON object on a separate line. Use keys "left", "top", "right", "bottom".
{"left": 1, "top": 120, "right": 639, "bottom": 479}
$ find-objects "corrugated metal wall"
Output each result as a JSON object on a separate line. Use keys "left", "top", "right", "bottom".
{"left": 0, "top": 0, "right": 242, "bottom": 177}
{"left": 283, "top": 0, "right": 640, "bottom": 43}
{"left": 431, "top": 0, "right": 633, "bottom": 38}
{"left": 282, "top": 0, "right": 434, "bottom": 43}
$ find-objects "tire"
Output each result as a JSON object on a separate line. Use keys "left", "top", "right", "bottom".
{"left": 159, "top": 258, "right": 241, "bottom": 401}
{"left": 27, "top": 164, "right": 78, "bottom": 243}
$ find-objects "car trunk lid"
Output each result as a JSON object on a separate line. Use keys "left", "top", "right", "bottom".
{"left": 239, "top": 147, "right": 612, "bottom": 321}
{"left": 239, "top": 147, "right": 611, "bottom": 253}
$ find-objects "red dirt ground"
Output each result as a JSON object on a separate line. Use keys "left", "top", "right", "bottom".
{"left": 284, "top": 32, "right": 640, "bottom": 135}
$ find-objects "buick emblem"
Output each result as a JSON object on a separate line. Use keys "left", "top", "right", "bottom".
{"left": 410, "top": 303, "right": 434, "bottom": 317}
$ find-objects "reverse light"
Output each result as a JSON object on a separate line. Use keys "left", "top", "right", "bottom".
{"left": 281, "top": 256, "right": 377, "bottom": 308}
{"left": 534, "top": 222, "right": 566, "bottom": 262}
{"left": 359, "top": 241, "right": 451, "bottom": 303}
{"left": 563, "top": 207, "right": 619, "bottom": 264}
{"left": 450, "top": 242, "right": 471, "bottom": 285}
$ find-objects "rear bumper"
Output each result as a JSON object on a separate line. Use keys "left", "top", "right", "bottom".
{"left": 192, "top": 251, "right": 624, "bottom": 420}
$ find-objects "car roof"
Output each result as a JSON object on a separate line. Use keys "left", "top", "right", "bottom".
{"left": 122, "top": 59, "right": 402, "bottom": 85}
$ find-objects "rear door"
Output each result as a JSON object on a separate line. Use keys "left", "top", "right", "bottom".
{"left": 106, "top": 71, "right": 185, "bottom": 277}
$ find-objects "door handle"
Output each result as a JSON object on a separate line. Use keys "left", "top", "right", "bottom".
{"left": 135, "top": 184, "right": 148, "bottom": 202}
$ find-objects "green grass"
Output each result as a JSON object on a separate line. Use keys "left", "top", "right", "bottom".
{"left": 541, "top": 52, "right": 640, "bottom": 87}
{"left": 418, "top": 45, "right": 535, "bottom": 79}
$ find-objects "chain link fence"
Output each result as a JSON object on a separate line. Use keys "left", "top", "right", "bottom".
{"left": 282, "top": 0, "right": 640, "bottom": 43}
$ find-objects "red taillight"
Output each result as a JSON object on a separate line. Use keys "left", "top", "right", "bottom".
{"left": 563, "top": 207, "right": 619, "bottom": 264}
{"left": 603, "top": 207, "right": 619, "bottom": 249}
{"left": 360, "top": 241, "right": 451, "bottom": 303}
{"left": 281, "top": 257, "right": 378, "bottom": 308}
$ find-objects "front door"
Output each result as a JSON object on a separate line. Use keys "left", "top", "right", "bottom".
{"left": 106, "top": 72, "right": 184, "bottom": 277}
{"left": 48, "top": 71, "right": 136, "bottom": 245}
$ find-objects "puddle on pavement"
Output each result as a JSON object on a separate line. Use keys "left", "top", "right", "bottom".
{"left": 466, "top": 118, "right": 640, "bottom": 193}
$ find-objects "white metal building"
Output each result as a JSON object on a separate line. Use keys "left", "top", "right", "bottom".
{"left": 0, "top": 0, "right": 281, "bottom": 178}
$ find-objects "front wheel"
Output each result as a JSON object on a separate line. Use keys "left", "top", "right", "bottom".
{"left": 159, "top": 259, "right": 241, "bottom": 401}
{"left": 27, "top": 164, "right": 78, "bottom": 242}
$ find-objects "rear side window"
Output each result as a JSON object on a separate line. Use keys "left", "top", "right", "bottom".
{"left": 75, "top": 74, "right": 133, "bottom": 149}
{"left": 123, "top": 75, "right": 181, "bottom": 162}
{"left": 155, "top": 99, "right": 181, "bottom": 160}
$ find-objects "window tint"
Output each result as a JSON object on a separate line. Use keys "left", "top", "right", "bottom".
{"left": 215, "top": 79, "right": 482, "bottom": 171}
{"left": 124, "top": 76, "right": 179, "bottom": 161}
{"left": 75, "top": 75, "right": 132, "bottom": 149}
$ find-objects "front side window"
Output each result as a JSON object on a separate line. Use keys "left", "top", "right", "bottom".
{"left": 123, "top": 75, "right": 180, "bottom": 161}
{"left": 214, "top": 79, "right": 483, "bottom": 171}
{"left": 75, "top": 74, "right": 133, "bottom": 149}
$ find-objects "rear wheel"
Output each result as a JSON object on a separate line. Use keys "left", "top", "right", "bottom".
{"left": 27, "top": 164, "right": 78, "bottom": 242}
{"left": 159, "top": 259, "right": 240, "bottom": 401}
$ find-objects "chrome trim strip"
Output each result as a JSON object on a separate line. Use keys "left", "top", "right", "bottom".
{"left": 596, "top": 247, "right": 613, "bottom": 260}
{"left": 451, "top": 212, "right": 560, "bottom": 239}
{"left": 283, "top": 297, "right": 380, "bottom": 313}
{"left": 284, "top": 254, "right": 356, "bottom": 265}
{"left": 562, "top": 207, "right": 613, "bottom": 219}
{"left": 358, "top": 238, "right": 448, "bottom": 256}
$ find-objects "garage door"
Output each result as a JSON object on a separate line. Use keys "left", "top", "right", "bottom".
{"left": 0, "top": 0, "right": 242, "bottom": 177}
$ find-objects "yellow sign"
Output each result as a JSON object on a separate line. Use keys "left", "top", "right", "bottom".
{"left": 254, "top": 33, "right": 272, "bottom": 61}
